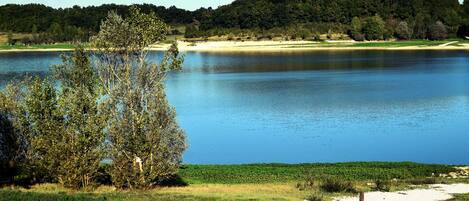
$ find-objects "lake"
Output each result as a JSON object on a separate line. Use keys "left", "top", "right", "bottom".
{"left": 1, "top": 50, "right": 469, "bottom": 165}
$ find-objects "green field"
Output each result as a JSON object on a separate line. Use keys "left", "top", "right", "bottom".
{"left": 1, "top": 40, "right": 469, "bottom": 51}
{"left": 288, "top": 40, "right": 469, "bottom": 48}
{"left": 0, "top": 162, "right": 464, "bottom": 201}
{"left": 0, "top": 43, "right": 75, "bottom": 50}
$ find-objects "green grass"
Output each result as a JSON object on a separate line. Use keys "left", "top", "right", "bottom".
{"left": 287, "top": 39, "right": 469, "bottom": 48}
{"left": 447, "top": 193, "right": 469, "bottom": 201}
{"left": 179, "top": 162, "right": 455, "bottom": 184}
{"left": 0, "top": 162, "right": 462, "bottom": 201}
{"left": 348, "top": 40, "right": 448, "bottom": 47}
{"left": 0, "top": 43, "right": 75, "bottom": 50}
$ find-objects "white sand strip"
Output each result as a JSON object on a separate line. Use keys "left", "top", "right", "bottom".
{"left": 335, "top": 184, "right": 469, "bottom": 201}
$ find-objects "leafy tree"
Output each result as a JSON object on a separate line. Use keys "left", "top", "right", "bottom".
{"left": 413, "top": 13, "right": 430, "bottom": 39}
{"left": 457, "top": 25, "right": 469, "bottom": 38}
{"left": 6, "top": 31, "right": 13, "bottom": 45}
{"left": 396, "top": 21, "right": 412, "bottom": 40}
{"left": 350, "top": 17, "right": 363, "bottom": 40}
{"left": 363, "top": 15, "right": 385, "bottom": 40}
{"left": 91, "top": 7, "right": 186, "bottom": 189}
{"left": 48, "top": 22, "right": 63, "bottom": 42}
{"left": 0, "top": 82, "right": 29, "bottom": 184}
{"left": 25, "top": 78, "right": 64, "bottom": 183}
{"left": 429, "top": 21, "right": 448, "bottom": 40}
{"left": 52, "top": 46, "right": 106, "bottom": 189}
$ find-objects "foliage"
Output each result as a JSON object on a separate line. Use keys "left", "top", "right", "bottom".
{"left": 2, "top": 0, "right": 468, "bottom": 41}
{"left": 179, "top": 162, "right": 455, "bottom": 184}
{"left": 91, "top": 7, "right": 186, "bottom": 189}
{"left": 350, "top": 17, "right": 363, "bottom": 41}
{"left": 51, "top": 46, "right": 106, "bottom": 189}
{"left": 447, "top": 193, "right": 469, "bottom": 201}
{"left": 408, "top": 177, "right": 437, "bottom": 185}
{"left": 24, "top": 78, "right": 64, "bottom": 183}
{"left": 320, "top": 177, "right": 356, "bottom": 193}
{"left": 429, "top": 21, "right": 448, "bottom": 40}
{"left": 363, "top": 15, "right": 386, "bottom": 40}
{"left": 457, "top": 25, "right": 469, "bottom": 38}
{"left": 374, "top": 179, "right": 391, "bottom": 192}
{"left": 1, "top": 6, "right": 185, "bottom": 190}
{"left": 396, "top": 21, "right": 413, "bottom": 40}
{"left": 305, "top": 193, "right": 324, "bottom": 201}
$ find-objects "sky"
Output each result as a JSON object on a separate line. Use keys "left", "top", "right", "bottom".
{"left": 0, "top": 0, "right": 235, "bottom": 11}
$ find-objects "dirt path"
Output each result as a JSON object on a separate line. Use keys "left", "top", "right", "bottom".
{"left": 439, "top": 41, "right": 459, "bottom": 47}
{"left": 335, "top": 184, "right": 469, "bottom": 201}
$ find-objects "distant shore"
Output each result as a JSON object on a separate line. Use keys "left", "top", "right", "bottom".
{"left": 1, "top": 40, "right": 469, "bottom": 53}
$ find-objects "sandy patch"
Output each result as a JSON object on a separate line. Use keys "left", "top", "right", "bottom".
{"left": 335, "top": 184, "right": 469, "bottom": 201}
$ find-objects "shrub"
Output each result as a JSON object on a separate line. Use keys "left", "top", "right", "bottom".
{"left": 305, "top": 193, "right": 324, "bottom": 201}
{"left": 375, "top": 179, "right": 391, "bottom": 192}
{"left": 296, "top": 175, "right": 316, "bottom": 191}
{"left": 363, "top": 15, "right": 385, "bottom": 40}
{"left": 457, "top": 25, "right": 469, "bottom": 39}
{"left": 428, "top": 21, "right": 448, "bottom": 40}
{"left": 409, "top": 178, "right": 437, "bottom": 185}
{"left": 396, "top": 21, "right": 412, "bottom": 40}
{"left": 321, "top": 177, "right": 356, "bottom": 193}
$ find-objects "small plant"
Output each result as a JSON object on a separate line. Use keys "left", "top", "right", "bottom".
{"left": 320, "top": 177, "right": 356, "bottom": 193}
{"left": 305, "top": 193, "right": 324, "bottom": 201}
{"left": 296, "top": 175, "right": 316, "bottom": 191}
{"left": 375, "top": 179, "right": 391, "bottom": 192}
{"left": 409, "top": 178, "right": 437, "bottom": 185}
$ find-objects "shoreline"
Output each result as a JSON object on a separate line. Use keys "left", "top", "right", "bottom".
{"left": 1, "top": 40, "right": 469, "bottom": 53}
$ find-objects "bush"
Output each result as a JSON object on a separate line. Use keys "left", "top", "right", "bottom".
{"left": 375, "top": 179, "right": 391, "bottom": 192}
{"left": 353, "top": 33, "right": 366, "bottom": 41}
{"left": 409, "top": 178, "right": 437, "bottom": 185}
{"left": 296, "top": 175, "right": 316, "bottom": 191}
{"left": 363, "top": 15, "right": 385, "bottom": 40}
{"left": 457, "top": 25, "right": 469, "bottom": 39}
{"left": 305, "top": 193, "right": 324, "bottom": 201}
{"left": 320, "top": 177, "right": 356, "bottom": 193}
{"left": 428, "top": 21, "right": 448, "bottom": 40}
{"left": 396, "top": 21, "right": 412, "bottom": 40}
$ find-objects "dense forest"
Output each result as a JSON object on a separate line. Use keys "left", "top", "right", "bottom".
{"left": 1, "top": 0, "right": 469, "bottom": 43}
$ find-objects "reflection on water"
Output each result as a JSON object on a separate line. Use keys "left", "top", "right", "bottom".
{"left": 1, "top": 50, "right": 469, "bottom": 164}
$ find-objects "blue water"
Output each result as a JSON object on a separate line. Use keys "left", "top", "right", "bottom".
{"left": 1, "top": 51, "right": 469, "bottom": 165}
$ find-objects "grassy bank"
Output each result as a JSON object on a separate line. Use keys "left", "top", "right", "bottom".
{"left": 179, "top": 162, "right": 455, "bottom": 184}
{"left": 448, "top": 193, "right": 469, "bottom": 201}
{"left": 0, "top": 43, "right": 75, "bottom": 50}
{"left": 1, "top": 40, "right": 469, "bottom": 52}
{"left": 0, "top": 162, "right": 463, "bottom": 201}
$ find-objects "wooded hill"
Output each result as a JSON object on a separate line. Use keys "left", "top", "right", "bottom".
{"left": 1, "top": 0, "right": 469, "bottom": 42}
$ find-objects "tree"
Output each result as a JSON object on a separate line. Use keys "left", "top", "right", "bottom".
{"left": 52, "top": 46, "right": 106, "bottom": 189}
{"left": 396, "top": 21, "right": 412, "bottom": 40}
{"left": 25, "top": 78, "right": 64, "bottom": 183}
{"left": 457, "top": 25, "right": 469, "bottom": 39}
{"left": 0, "top": 93, "right": 19, "bottom": 183}
{"left": 48, "top": 22, "right": 63, "bottom": 42}
{"left": 6, "top": 31, "right": 14, "bottom": 45}
{"left": 0, "top": 81, "right": 30, "bottom": 184}
{"left": 350, "top": 17, "right": 363, "bottom": 40}
{"left": 363, "top": 15, "right": 385, "bottom": 40}
{"left": 91, "top": 7, "right": 186, "bottom": 189}
{"left": 429, "top": 21, "right": 448, "bottom": 40}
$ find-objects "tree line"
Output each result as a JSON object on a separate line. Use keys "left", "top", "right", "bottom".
{"left": 0, "top": 8, "right": 186, "bottom": 189}
{"left": 189, "top": 0, "right": 469, "bottom": 40}
{"left": 1, "top": 0, "right": 469, "bottom": 43}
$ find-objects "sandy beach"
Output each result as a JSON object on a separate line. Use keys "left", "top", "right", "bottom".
{"left": 335, "top": 184, "right": 469, "bottom": 201}
{"left": 149, "top": 40, "right": 469, "bottom": 52}
{"left": 2, "top": 40, "right": 469, "bottom": 53}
